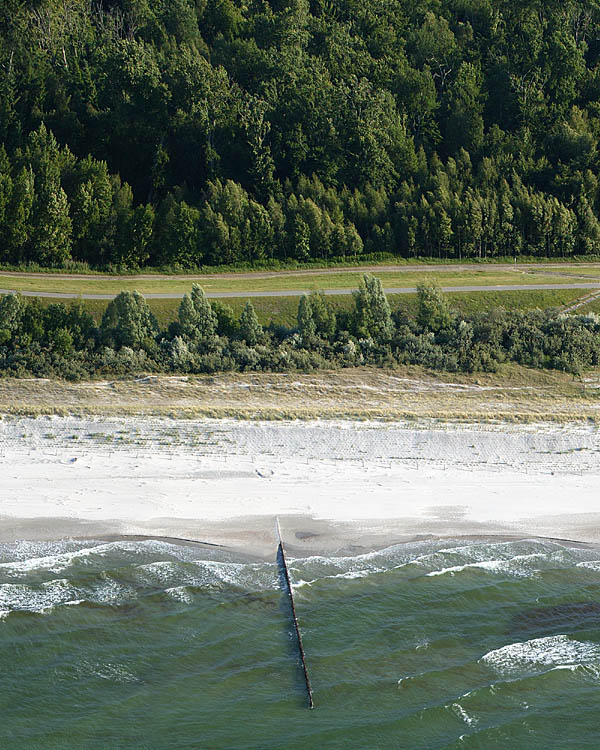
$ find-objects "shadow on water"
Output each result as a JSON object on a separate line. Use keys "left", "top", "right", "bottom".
{"left": 509, "top": 601, "right": 600, "bottom": 639}
{"left": 276, "top": 545, "right": 314, "bottom": 708}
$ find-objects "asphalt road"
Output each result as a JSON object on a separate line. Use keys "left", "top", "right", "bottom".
{"left": 1, "top": 282, "right": 600, "bottom": 300}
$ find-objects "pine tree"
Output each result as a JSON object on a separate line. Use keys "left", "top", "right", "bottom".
{"left": 445, "top": 63, "right": 485, "bottom": 154}
{"left": 6, "top": 168, "right": 34, "bottom": 263}
{"left": 115, "top": 204, "right": 154, "bottom": 267}
{"left": 576, "top": 196, "right": 600, "bottom": 254}
{"left": 178, "top": 293, "right": 201, "bottom": 340}
{"left": 157, "top": 198, "right": 201, "bottom": 266}
{"left": 292, "top": 215, "right": 311, "bottom": 260}
{"left": 190, "top": 284, "right": 218, "bottom": 338}
{"left": 297, "top": 294, "right": 316, "bottom": 340}
{"left": 309, "top": 291, "right": 336, "bottom": 340}
{"left": 239, "top": 300, "right": 263, "bottom": 345}
{"left": 70, "top": 160, "right": 114, "bottom": 264}
{"left": 344, "top": 223, "right": 363, "bottom": 256}
{"left": 0, "top": 147, "right": 13, "bottom": 263}
{"left": 30, "top": 168, "right": 73, "bottom": 267}
{"left": 0, "top": 293, "right": 21, "bottom": 345}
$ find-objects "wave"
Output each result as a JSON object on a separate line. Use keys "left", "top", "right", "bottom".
{"left": 135, "top": 559, "right": 279, "bottom": 592}
{"left": 0, "top": 537, "right": 598, "bottom": 618}
{"left": 0, "top": 539, "right": 216, "bottom": 578}
{"left": 0, "top": 578, "right": 91, "bottom": 614}
{"left": 480, "top": 635, "right": 600, "bottom": 677}
{"left": 290, "top": 539, "right": 597, "bottom": 589}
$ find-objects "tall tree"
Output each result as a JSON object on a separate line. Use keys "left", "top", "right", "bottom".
{"left": 239, "top": 300, "right": 263, "bottom": 345}
{"left": 353, "top": 274, "right": 393, "bottom": 342}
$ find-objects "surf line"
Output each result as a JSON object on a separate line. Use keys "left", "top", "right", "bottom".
{"left": 276, "top": 518, "right": 315, "bottom": 709}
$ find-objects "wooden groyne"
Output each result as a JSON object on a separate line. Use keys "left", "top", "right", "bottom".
{"left": 276, "top": 518, "right": 314, "bottom": 709}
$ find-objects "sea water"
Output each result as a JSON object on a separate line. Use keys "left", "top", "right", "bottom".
{"left": 1, "top": 537, "right": 599, "bottom": 749}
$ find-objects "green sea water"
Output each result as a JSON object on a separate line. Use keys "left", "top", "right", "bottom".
{"left": 1, "top": 537, "right": 600, "bottom": 749}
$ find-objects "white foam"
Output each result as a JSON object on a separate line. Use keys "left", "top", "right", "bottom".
{"left": 286, "top": 540, "right": 586, "bottom": 586}
{"left": 0, "top": 540, "right": 167, "bottom": 577}
{"left": 0, "top": 571, "right": 136, "bottom": 613}
{"left": 451, "top": 702, "right": 478, "bottom": 727}
{"left": 425, "top": 556, "right": 541, "bottom": 578}
{"left": 480, "top": 635, "right": 600, "bottom": 677}
{"left": 0, "top": 578, "right": 78, "bottom": 612}
{"left": 576, "top": 560, "right": 600, "bottom": 571}
{"left": 77, "top": 659, "right": 139, "bottom": 683}
{"left": 165, "top": 586, "right": 194, "bottom": 604}
{"left": 292, "top": 568, "right": 375, "bottom": 589}
{"left": 0, "top": 539, "right": 214, "bottom": 578}
{"left": 190, "top": 559, "right": 278, "bottom": 591}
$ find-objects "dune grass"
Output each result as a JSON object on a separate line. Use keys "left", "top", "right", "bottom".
{"left": 0, "top": 364, "right": 598, "bottom": 422}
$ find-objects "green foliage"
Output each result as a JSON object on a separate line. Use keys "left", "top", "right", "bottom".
{"left": 101, "top": 291, "right": 158, "bottom": 349}
{"left": 3, "top": 280, "right": 600, "bottom": 379}
{"left": 353, "top": 274, "right": 394, "bottom": 342}
{"left": 297, "top": 295, "right": 316, "bottom": 341}
{"left": 416, "top": 283, "right": 453, "bottom": 332}
{"left": 239, "top": 300, "right": 262, "bottom": 345}
{"left": 190, "top": 283, "right": 218, "bottom": 339}
{"left": 177, "top": 293, "right": 201, "bottom": 339}
{"left": 48, "top": 327, "right": 73, "bottom": 355}
{"left": 298, "top": 291, "right": 336, "bottom": 342}
{"left": 3, "top": 1, "right": 600, "bottom": 269}
{"left": 211, "top": 300, "right": 238, "bottom": 337}
{"left": 0, "top": 293, "right": 21, "bottom": 333}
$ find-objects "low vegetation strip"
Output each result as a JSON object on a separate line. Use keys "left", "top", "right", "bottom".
{"left": 5, "top": 261, "right": 600, "bottom": 281}
{"left": 0, "top": 366, "right": 598, "bottom": 423}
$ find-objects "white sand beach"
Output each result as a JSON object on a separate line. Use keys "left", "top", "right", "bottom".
{"left": 1, "top": 416, "right": 599, "bottom": 556}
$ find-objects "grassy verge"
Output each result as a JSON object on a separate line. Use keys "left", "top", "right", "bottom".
{"left": 0, "top": 364, "right": 598, "bottom": 422}
{"left": 3, "top": 254, "right": 600, "bottom": 276}
{"left": 0, "top": 268, "right": 597, "bottom": 296}
{"left": 33, "top": 288, "right": 587, "bottom": 328}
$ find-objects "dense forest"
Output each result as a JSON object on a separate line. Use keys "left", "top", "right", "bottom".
{"left": 0, "top": 278, "right": 598, "bottom": 378}
{"left": 3, "top": 0, "right": 600, "bottom": 268}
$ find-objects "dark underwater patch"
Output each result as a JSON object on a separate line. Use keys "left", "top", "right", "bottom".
{"left": 510, "top": 602, "right": 600, "bottom": 638}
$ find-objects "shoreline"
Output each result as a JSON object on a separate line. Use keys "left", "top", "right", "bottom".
{"left": 1, "top": 522, "right": 597, "bottom": 562}
{"left": 2, "top": 414, "right": 600, "bottom": 555}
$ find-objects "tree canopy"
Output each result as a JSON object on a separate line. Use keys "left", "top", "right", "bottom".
{"left": 3, "top": 1, "right": 600, "bottom": 267}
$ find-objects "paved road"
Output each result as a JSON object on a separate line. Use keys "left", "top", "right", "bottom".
{"left": 1, "top": 282, "right": 599, "bottom": 300}
{"left": 1, "top": 261, "right": 600, "bottom": 282}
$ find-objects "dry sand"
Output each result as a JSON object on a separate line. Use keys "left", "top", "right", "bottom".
{"left": 1, "top": 415, "right": 599, "bottom": 557}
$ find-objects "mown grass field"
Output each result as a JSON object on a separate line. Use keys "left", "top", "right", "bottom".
{"left": 0, "top": 266, "right": 597, "bottom": 296}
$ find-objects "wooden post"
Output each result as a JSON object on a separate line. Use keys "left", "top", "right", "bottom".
{"left": 276, "top": 518, "right": 314, "bottom": 709}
